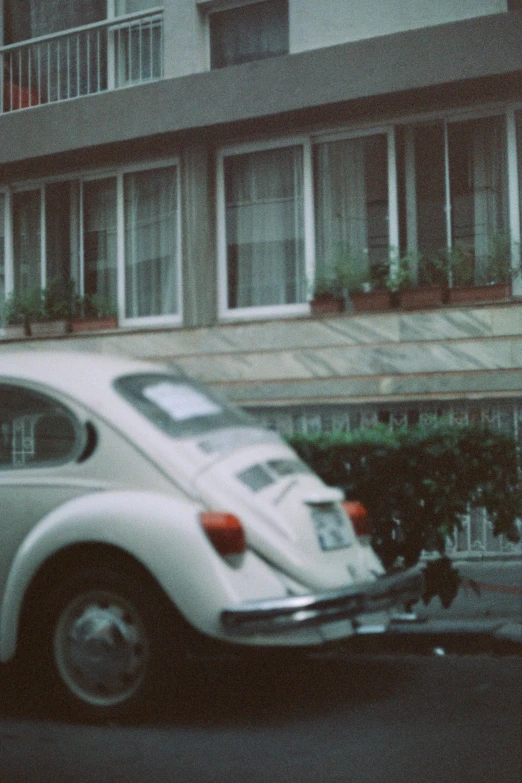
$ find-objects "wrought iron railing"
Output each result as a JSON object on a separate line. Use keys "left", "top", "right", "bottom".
{"left": 1, "top": 7, "right": 163, "bottom": 112}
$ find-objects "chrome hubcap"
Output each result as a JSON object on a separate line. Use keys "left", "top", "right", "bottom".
{"left": 54, "top": 590, "right": 149, "bottom": 707}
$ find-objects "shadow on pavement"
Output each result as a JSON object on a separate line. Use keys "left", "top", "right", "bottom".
{"left": 0, "top": 651, "right": 416, "bottom": 728}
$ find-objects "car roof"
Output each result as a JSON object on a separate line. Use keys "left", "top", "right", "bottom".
{"left": 0, "top": 350, "right": 175, "bottom": 402}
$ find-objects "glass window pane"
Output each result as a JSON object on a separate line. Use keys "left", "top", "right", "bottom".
{"left": 314, "top": 134, "right": 389, "bottom": 289}
{"left": 0, "top": 195, "right": 4, "bottom": 324}
{"left": 13, "top": 190, "right": 41, "bottom": 295}
{"left": 210, "top": 0, "right": 288, "bottom": 69}
{"left": 224, "top": 146, "right": 305, "bottom": 309}
{"left": 0, "top": 385, "right": 78, "bottom": 469}
{"left": 83, "top": 178, "right": 117, "bottom": 310}
{"left": 448, "top": 115, "right": 508, "bottom": 283}
{"left": 124, "top": 167, "right": 179, "bottom": 318}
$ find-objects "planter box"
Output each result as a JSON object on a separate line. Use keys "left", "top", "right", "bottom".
{"left": 309, "top": 295, "right": 344, "bottom": 316}
{"left": 3, "top": 324, "right": 28, "bottom": 340}
{"left": 30, "top": 319, "right": 70, "bottom": 338}
{"left": 70, "top": 316, "right": 118, "bottom": 333}
{"left": 400, "top": 286, "right": 444, "bottom": 309}
{"left": 350, "top": 289, "right": 391, "bottom": 311}
{"left": 448, "top": 282, "right": 511, "bottom": 305}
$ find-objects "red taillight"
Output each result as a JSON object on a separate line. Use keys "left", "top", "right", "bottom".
{"left": 200, "top": 512, "right": 247, "bottom": 556}
{"left": 343, "top": 501, "right": 372, "bottom": 538}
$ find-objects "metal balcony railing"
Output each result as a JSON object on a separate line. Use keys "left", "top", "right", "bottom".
{"left": 1, "top": 7, "right": 164, "bottom": 113}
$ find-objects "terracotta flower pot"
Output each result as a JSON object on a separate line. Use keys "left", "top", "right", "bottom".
{"left": 448, "top": 282, "right": 511, "bottom": 305}
{"left": 30, "top": 319, "right": 70, "bottom": 338}
{"left": 350, "top": 289, "right": 391, "bottom": 311}
{"left": 400, "top": 286, "right": 444, "bottom": 309}
{"left": 309, "top": 294, "right": 345, "bottom": 315}
{"left": 70, "top": 316, "right": 118, "bottom": 333}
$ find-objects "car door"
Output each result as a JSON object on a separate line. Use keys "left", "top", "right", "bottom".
{"left": 0, "top": 382, "right": 89, "bottom": 597}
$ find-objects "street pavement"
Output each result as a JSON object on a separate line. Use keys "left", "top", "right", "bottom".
{"left": 390, "top": 558, "right": 522, "bottom": 647}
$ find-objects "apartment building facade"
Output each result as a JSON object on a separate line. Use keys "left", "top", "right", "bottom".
{"left": 1, "top": 0, "right": 522, "bottom": 457}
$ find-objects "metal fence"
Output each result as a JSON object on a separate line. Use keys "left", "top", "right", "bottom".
{"left": 252, "top": 397, "right": 522, "bottom": 558}
{"left": 1, "top": 7, "right": 163, "bottom": 112}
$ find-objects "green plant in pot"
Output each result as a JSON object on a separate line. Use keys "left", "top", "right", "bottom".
{"left": 3, "top": 290, "right": 31, "bottom": 336}
{"left": 72, "top": 292, "right": 118, "bottom": 331}
{"left": 384, "top": 249, "right": 413, "bottom": 306}
{"left": 485, "top": 232, "right": 520, "bottom": 285}
{"left": 309, "top": 271, "right": 345, "bottom": 314}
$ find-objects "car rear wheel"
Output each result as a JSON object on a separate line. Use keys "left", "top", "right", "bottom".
{"left": 32, "top": 565, "right": 178, "bottom": 720}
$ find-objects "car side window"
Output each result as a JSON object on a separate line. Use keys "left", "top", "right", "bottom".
{"left": 0, "top": 384, "right": 79, "bottom": 469}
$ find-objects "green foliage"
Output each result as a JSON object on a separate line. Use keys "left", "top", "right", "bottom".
{"left": 74, "top": 292, "right": 117, "bottom": 319}
{"left": 4, "top": 290, "right": 31, "bottom": 327}
{"left": 385, "top": 249, "right": 415, "bottom": 293}
{"left": 288, "top": 421, "right": 521, "bottom": 571}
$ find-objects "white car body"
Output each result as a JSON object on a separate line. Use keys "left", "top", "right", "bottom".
{"left": 0, "top": 351, "right": 422, "bottom": 716}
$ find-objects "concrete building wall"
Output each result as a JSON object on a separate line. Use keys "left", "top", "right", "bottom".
{"left": 290, "top": 0, "right": 507, "bottom": 53}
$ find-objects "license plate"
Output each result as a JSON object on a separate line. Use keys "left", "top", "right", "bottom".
{"left": 310, "top": 504, "right": 354, "bottom": 551}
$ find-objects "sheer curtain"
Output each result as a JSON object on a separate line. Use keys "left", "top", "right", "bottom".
{"left": 210, "top": 0, "right": 288, "bottom": 69}
{"left": 0, "top": 195, "right": 5, "bottom": 324}
{"left": 449, "top": 116, "right": 508, "bottom": 281}
{"left": 124, "top": 167, "right": 178, "bottom": 318}
{"left": 225, "top": 146, "right": 305, "bottom": 309}
{"left": 471, "top": 116, "right": 508, "bottom": 276}
{"left": 315, "top": 137, "right": 369, "bottom": 281}
{"left": 13, "top": 190, "right": 41, "bottom": 294}
{"left": 83, "top": 178, "right": 117, "bottom": 306}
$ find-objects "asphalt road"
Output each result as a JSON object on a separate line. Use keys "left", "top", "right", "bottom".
{"left": 0, "top": 559, "right": 520, "bottom": 783}
{"left": 0, "top": 650, "right": 521, "bottom": 783}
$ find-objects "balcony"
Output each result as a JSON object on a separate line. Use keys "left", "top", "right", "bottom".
{"left": 1, "top": 7, "right": 163, "bottom": 112}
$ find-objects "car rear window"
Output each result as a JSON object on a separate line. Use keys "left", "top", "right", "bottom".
{"left": 114, "top": 373, "right": 255, "bottom": 438}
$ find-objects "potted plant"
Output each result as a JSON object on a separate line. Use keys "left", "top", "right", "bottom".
{"left": 435, "top": 237, "right": 516, "bottom": 305}
{"left": 338, "top": 248, "right": 391, "bottom": 312}
{"left": 29, "top": 278, "right": 74, "bottom": 337}
{"left": 397, "top": 251, "right": 445, "bottom": 309}
{"left": 308, "top": 272, "right": 345, "bottom": 315}
{"left": 384, "top": 249, "right": 412, "bottom": 308}
{"left": 3, "top": 290, "right": 31, "bottom": 339}
{"left": 70, "top": 292, "right": 118, "bottom": 332}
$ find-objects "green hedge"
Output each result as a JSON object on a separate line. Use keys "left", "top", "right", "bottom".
{"left": 289, "top": 421, "right": 521, "bottom": 570}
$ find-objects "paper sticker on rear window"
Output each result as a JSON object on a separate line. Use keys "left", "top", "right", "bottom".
{"left": 143, "top": 382, "right": 222, "bottom": 421}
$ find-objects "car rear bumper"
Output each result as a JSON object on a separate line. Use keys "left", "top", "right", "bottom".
{"left": 221, "top": 566, "right": 424, "bottom": 636}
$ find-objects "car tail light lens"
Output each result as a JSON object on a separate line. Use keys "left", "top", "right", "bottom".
{"left": 343, "top": 501, "right": 372, "bottom": 538}
{"left": 200, "top": 512, "right": 246, "bottom": 556}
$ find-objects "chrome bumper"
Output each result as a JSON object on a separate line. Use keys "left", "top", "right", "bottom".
{"left": 221, "top": 566, "right": 424, "bottom": 636}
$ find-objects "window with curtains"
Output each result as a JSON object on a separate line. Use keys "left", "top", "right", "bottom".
{"left": 223, "top": 145, "right": 306, "bottom": 310}
{"left": 83, "top": 178, "right": 118, "bottom": 306}
{"left": 124, "top": 166, "right": 179, "bottom": 318}
{"left": 2, "top": 163, "right": 180, "bottom": 327}
{"left": 397, "top": 115, "right": 509, "bottom": 284}
{"left": 0, "top": 195, "right": 5, "bottom": 323}
{"left": 314, "top": 134, "right": 389, "bottom": 289}
{"left": 209, "top": 0, "right": 288, "bottom": 69}
{"left": 12, "top": 190, "right": 41, "bottom": 295}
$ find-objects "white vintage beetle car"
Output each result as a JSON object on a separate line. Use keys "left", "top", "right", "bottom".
{"left": 0, "top": 351, "right": 422, "bottom": 717}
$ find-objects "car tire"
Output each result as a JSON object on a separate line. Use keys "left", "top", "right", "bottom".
{"left": 31, "top": 564, "right": 179, "bottom": 721}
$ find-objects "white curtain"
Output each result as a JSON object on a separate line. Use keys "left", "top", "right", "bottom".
{"left": 13, "top": 190, "right": 41, "bottom": 294}
{"left": 124, "top": 167, "right": 178, "bottom": 318}
{"left": 472, "top": 116, "right": 508, "bottom": 276}
{"left": 315, "top": 137, "right": 369, "bottom": 281}
{"left": 211, "top": 0, "right": 287, "bottom": 68}
{"left": 83, "top": 178, "right": 117, "bottom": 305}
{"left": 0, "top": 195, "right": 5, "bottom": 323}
{"left": 225, "top": 146, "right": 305, "bottom": 308}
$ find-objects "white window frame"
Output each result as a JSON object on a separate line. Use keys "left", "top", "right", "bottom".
{"left": 217, "top": 136, "right": 314, "bottom": 321}
{"left": 117, "top": 158, "right": 183, "bottom": 328}
{"left": 0, "top": 158, "right": 182, "bottom": 330}
{"left": 311, "top": 124, "right": 399, "bottom": 275}
{"left": 399, "top": 105, "right": 519, "bottom": 263}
